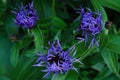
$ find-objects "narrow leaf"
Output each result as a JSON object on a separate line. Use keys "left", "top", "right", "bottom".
{"left": 98, "top": 0, "right": 120, "bottom": 12}
{"left": 76, "top": 42, "right": 91, "bottom": 60}
{"left": 65, "top": 70, "right": 78, "bottom": 80}
{"left": 100, "top": 34, "right": 109, "bottom": 51}
{"left": 54, "top": 17, "right": 67, "bottom": 29}
{"left": 20, "top": 34, "right": 33, "bottom": 49}
{"left": 10, "top": 42, "right": 20, "bottom": 67}
{"left": 101, "top": 48, "right": 119, "bottom": 75}
{"left": 91, "top": 0, "right": 108, "bottom": 22}
{"left": 54, "top": 74, "right": 66, "bottom": 80}
{"left": 106, "top": 35, "right": 120, "bottom": 54}
{"left": 32, "top": 27, "right": 43, "bottom": 51}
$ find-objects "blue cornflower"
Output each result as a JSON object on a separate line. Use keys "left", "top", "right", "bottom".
{"left": 33, "top": 40, "right": 81, "bottom": 79}
{"left": 76, "top": 8, "right": 104, "bottom": 48}
{"left": 12, "top": 1, "right": 38, "bottom": 28}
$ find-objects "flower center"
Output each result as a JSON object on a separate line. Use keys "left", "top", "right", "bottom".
{"left": 48, "top": 53, "right": 65, "bottom": 65}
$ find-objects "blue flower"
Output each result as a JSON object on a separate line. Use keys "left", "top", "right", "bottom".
{"left": 76, "top": 8, "right": 104, "bottom": 48}
{"left": 12, "top": 1, "right": 38, "bottom": 28}
{"left": 33, "top": 40, "right": 81, "bottom": 79}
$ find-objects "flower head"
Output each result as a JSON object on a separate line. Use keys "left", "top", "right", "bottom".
{"left": 12, "top": 1, "right": 38, "bottom": 28}
{"left": 76, "top": 8, "right": 104, "bottom": 48}
{"left": 34, "top": 40, "right": 81, "bottom": 79}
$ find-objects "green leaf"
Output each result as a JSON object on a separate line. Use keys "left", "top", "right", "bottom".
{"left": 100, "top": 34, "right": 109, "bottom": 51}
{"left": 32, "top": 27, "right": 44, "bottom": 51}
{"left": 65, "top": 70, "right": 78, "bottom": 80}
{"left": 34, "top": 0, "right": 52, "bottom": 19}
{"left": 23, "top": 49, "right": 36, "bottom": 58}
{"left": 38, "top": 17, "right": 67, "bottom": 29}
{"left": 38, "top": 17, "right": 53, "bottom": 28}
{"left": 107, "top": 43, "right": 120, "bottom": 54}
{"left": 19, "top": 34, "right": 33, "bottom": 49}
{"left": 10, "top": 42, "right": 20, "bottom": 67}
{"left": 94, "top": 67, "right": 112, "bottom": 80}
{"left": 53, "top": 70, "right": 78, "bottom": 80}
{"left": 76, "top": 42, "right": 91, "bottom": 60}
{"left": 91, "top": 0, "right": 108, "bottom": 22}
{"left": 101, "top": 48, "right": 119, "bottom": 75}
{"left": 102, "top": 74, "right": 119, "bottom": 80}
{"left": 10, "top": 34, "right": 33, "bottom": 67}
{"left": 92, "top": 62, "right": 105, "bottom": 71}
{"left": 106, "top": 35, "right": 120, "bottom": 54}
{"left": 53, "top": 17, "right": 67, "bottom": 29}
{"left": 11, "top": 55, "right": 42, "bottom": 80}
{"left": 85, "top": 53, "right": 103, "bottom": 68}
{"left": 54, "top": 74, "right": 66, "bottom": 80}
{"left": 98, "top": 0, "right": 120, "bottom": 12}
{"left": 100, "top": 7, "right": 108, "bottom": 22}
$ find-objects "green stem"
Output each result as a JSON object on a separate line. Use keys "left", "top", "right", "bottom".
{"left": 52, "top": 0, "right": 55, "bottom": 17}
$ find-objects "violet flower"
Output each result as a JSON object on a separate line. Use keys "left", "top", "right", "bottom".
{"left": 76, "top": 8, "right": 104, "bottom": 48}
{"left": 33, "top": 40, "right": 81, "bottom": 79}
{"left": 12, "top": 1, "right": 38, "bottom": 28}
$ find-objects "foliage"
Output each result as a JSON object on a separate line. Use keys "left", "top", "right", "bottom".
{"left": 0, "top": 0, "right": 120, "bottom": 80}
